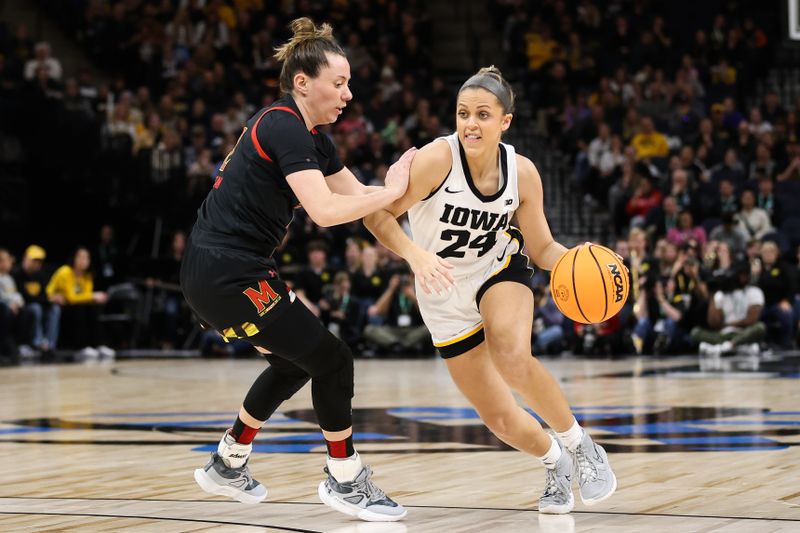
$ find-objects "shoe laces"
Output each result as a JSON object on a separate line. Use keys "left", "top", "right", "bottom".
{"left": 574, "top": 444, "right": 599, "bottom": 484}
{"left": 353, "top": 466, "right": 386, "bottom": 502}
{"left": 542, "top": 467, "right": 563, "bottom": 498}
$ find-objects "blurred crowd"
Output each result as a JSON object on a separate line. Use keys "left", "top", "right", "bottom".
{"left": 491, "top": 0, "right": 798, "bottom": 358}
{"left": 1, "top": 1, "right": 799, "bottom": 362}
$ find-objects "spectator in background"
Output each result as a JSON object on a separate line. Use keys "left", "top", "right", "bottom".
{"left": 23, "top": 41, "right": 62, "bottom": 81}
{"left": 294, "top": 240, "right": 335, "bottom": 317}
{"left": 342, "top": 238, "right": 363, "bottom": 276}
{"left": 717, "top": 178, "right": 739, "bottom": 216}
{"left": 147, "top": 230, "right": 187, "bottom": 350}
{"left": 761, "top": 90, "right": 786, "bottom": 124}
{"left": 711, "top": 149, "right": 746, "bottom": 191}
{"left": 733, "top": 119, "right": 756, "bottom": 163}
{"left": 668, "top": 93, "right": 701, "bottom": 144}
{"left": 644, "top": 194, "right": 676, "bottom": 239}
{"left": 323, "top": 272, "right": 363, "bottom": 350}
{"left": 756, "top": 176, "right": 779, "bottom": 225}
{"left": 95, "top": 224, "right": 121, "bottom": 290}
{"left": 0, "top": 249, "right": 24, "bottom": 360}
{"left": 755, "top": 241, "right": 796, "bottom": 349}
{"left": 12, "top": 245, "right": 60, "bottom": 355}
{"left": 579, "top": 122, "right": 611, "bottom": 202}
{"left": 668, "top": 209, "right": 707, "bottom": 248}
{"left": 363, "top": 272, "right": 430, "bottom": 356}
{"left": 625, "top": 174, "right": 663, "bottom": 228}
{"left": 668, "top": 168, "right": 694, "bottom": 212}
{"left": 776, "top": 141, "right": 800, "bottom": 182}
{"left": 664, "top": 245, "right": 710, "bottom": 353}
{"left": 709, "top": 211, "right": 748, "bottom": 257}
{"left": 46, "top": 247, "right": 113, "bottom": 359}
{"left": 749, "top": 143, "right": 775, "bottom": 180}
{"left": 532, "top": 285, "right": 564, "bottom": 355}
{"left": 737, "top": 189, "right": 773, "bottom": 240}
{"left": 692, "top": 260, "right": 766, "bottom": 358}
{"left": 631, "top": 116, "right": 669, "bottom": 161}
{"left": 352, "top": 245, "right": 388, "bottom": 309}
{"left": 748, "top": 107, "right": 773, "bottom": 136}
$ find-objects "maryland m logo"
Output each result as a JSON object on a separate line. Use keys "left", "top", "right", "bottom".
{"left": 244, "top": 280, "right": 281, "bottom": 316}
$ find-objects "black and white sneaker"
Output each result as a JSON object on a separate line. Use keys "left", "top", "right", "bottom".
{"left": 194, "top": 452, "right": 267, "bottom": 504}
{"left": 318, "top": 465, "right": 407, "bottom": 521}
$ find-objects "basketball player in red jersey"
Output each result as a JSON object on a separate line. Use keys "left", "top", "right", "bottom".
{"left": 365, "top": 67, "right": 617, "bottom": 514}
{"left": 181, "top": 18, "right": 411, "bottom": 521}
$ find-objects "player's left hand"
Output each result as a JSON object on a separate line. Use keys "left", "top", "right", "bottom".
{"left": 408, "top": 248, "right": 454, "bottom": 295}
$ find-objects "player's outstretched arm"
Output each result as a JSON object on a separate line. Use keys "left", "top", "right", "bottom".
{"left": 286, "top": 148, "right": 416, "bottom": 227}
{"left": 515, "top": 155, "right": 568, "bottom": 270}
{"left": 364, "top": 141, "right": 454, "bottom": 295}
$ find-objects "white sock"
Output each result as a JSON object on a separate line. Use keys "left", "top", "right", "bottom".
{"left": 536, "top": 435, "right": 561, "bottom": 469}
{"left": 326, "top": 451, "right": 363, "bottom": 482}
{"left": 217, "top": 432, "right": 252, "bottom": 469}
{"left": 556, "top": 418, "right": 584, "bottom": 453}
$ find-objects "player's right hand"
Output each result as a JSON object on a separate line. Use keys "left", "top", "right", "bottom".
{"left": 409, "top": 247, "right": 454, "bottom": 295}
{"left": 385, "top": 147, "right": 416, "bottom": 198}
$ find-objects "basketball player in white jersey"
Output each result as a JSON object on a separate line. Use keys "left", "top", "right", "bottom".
{"left": 364, "top": 67, "right": 616, "bottom": 514}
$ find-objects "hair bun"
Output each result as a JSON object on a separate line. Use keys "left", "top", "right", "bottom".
{"left": 478, "top": 65, "right": 503, "bottom": 78}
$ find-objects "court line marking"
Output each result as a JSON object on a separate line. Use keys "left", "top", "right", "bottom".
{"left": 0, "top": 511, "right": 320, "bottom": 532}
{"left": 2, "top": 497, "right": 798, "bottom": 523}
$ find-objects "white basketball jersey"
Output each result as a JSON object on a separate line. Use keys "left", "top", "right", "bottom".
{"left": 408, "top": 133, "right": 520, "bottom": 281}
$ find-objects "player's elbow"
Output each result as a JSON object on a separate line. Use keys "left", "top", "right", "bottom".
{"left": 363, "top": 212, "right": 379, "bottom": 232}
{"left": 303, "top": 202, "right": 336, "bottom": 227}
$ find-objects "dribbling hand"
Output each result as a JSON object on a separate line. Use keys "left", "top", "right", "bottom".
{"left": 409, "top": 247, "right": 454, "bottom": 295}
{"left": 384, "top": 147, "right": 417, "bottom": 198}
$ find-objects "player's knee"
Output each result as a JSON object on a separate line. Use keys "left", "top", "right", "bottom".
{"left": 306, "top": 333, "right": 354, "bottom": 396}
{"left": 492, "top": 352, "right": 535, "bottom": 389}
{"left": 486, "top": 331, "right": 528, "bottom": 359}
{"left": 479, "top": 408, "right": 515, "bottom": 439}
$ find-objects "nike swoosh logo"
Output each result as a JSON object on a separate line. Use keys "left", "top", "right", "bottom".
{"left": 445, "top": 186, "right": 463, "bottom": 193}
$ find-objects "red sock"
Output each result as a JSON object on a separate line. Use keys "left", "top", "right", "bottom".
{"left": 325, "top": 435, "right": 355, "bottom": 458}
{"left": 230, "top": 416, "right": 259, "bottom": 444}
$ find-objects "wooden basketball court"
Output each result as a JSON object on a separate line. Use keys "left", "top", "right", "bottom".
{"left": 1, "top": 354, "right": 799, "bottom": 532}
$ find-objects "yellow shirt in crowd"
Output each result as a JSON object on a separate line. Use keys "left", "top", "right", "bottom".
{"left": 46, "top": 265, "right": 94, "bottom": 304}
{"left": 631, "top": 132, "right": 669, "bottom": 160}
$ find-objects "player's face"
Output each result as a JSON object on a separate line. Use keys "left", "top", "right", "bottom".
{"left": 456, "top": 88, "right": 511, "bottom": 152}
{"left": 306, "top": 52, "right": 352, "bottom": 125}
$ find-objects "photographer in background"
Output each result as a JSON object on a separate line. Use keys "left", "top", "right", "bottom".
{"left": 650, "top": 244, "right": 710, "bottom": 354}
{"left": 322, "top": 272, "right": 364, "bottom": 350}
{"left": 691, "top": 260, "right": 766, "bottom": 359}
{"left": 363, "top": 271, "right": 430, "bottom": 356}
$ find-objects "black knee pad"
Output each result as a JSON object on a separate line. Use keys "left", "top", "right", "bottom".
{"left": 305, "top": 333, "right": 354, "bottom": 398}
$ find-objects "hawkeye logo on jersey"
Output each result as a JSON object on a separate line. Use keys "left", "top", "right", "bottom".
{"left": 439, "top": 203, "right": 509, "bottom": 231}
{"left": 244, "top": 279, "right": 281, "bottom": 316}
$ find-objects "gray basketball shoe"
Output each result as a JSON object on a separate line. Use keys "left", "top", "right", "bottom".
{"left": 538, "top": 441, "right": 575, "bottom": 514}
{"left": 318, "top": 465, "right": 407, "bottom": 522}
{"left": 572, "top": 431, "right": 617, "bottom": 505}
{"left": 194, "top": 452, "right": 267, "bottom": 504}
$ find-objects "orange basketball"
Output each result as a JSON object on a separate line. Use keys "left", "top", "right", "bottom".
{"left": 550, "top": 243, "right": 629, "bottom": 324}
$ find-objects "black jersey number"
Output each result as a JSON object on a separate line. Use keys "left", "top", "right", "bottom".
{"left": 438, "top": 230, "right": 497, "bottom": 259}
{"left": 219, "top": 127, "right": 248, "bottom": 173}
